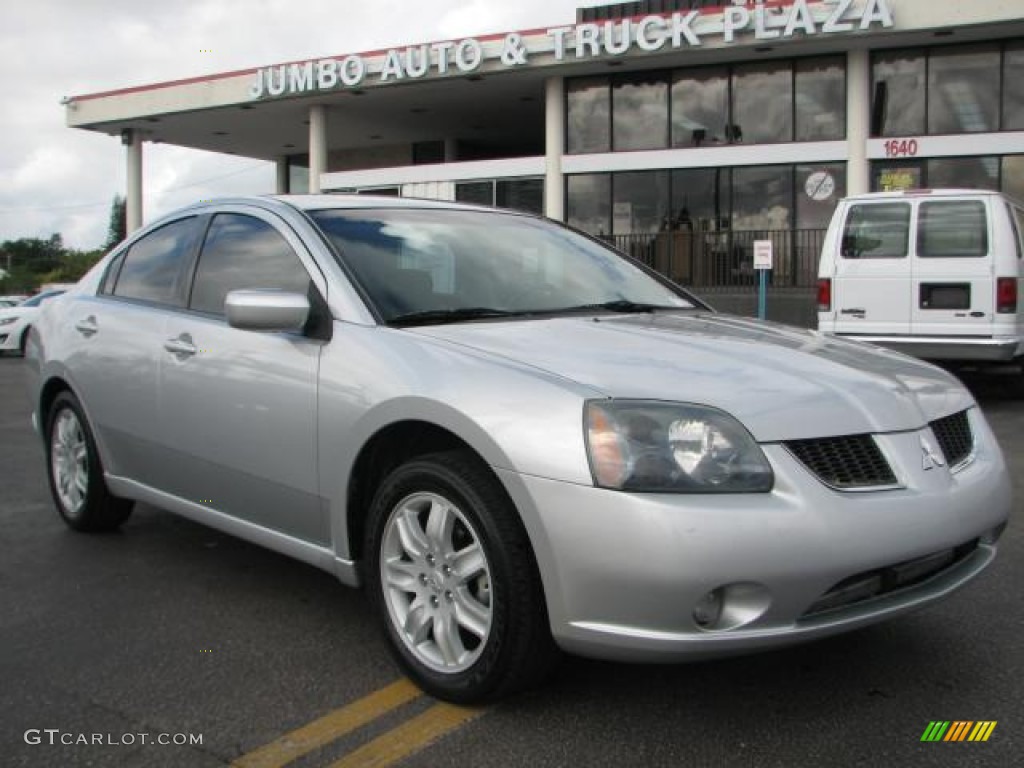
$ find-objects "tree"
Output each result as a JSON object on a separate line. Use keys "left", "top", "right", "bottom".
{"left": 105, "top": 195, "right": 127, "bottom": 250}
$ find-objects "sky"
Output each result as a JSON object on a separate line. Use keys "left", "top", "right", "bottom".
{"left": 1, "top": 0, "right": 588, "bottom": 250}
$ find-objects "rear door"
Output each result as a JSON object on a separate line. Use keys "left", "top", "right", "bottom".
{"left": 910, "top": 197, "right": 994, "bottom": 337}
{"left": 831, "top": 201, "right": 913, "bottom": 335}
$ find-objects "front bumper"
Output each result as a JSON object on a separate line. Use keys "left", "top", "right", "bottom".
{"left": 497, "top": 409, "right": 1010, "bottom": 662}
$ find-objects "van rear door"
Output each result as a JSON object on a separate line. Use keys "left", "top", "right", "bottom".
{"left": 831, "top": 201, "right": 912, "bottom": 335}
{"left": 910, "top": 198, "right": 993, "bottom": 337}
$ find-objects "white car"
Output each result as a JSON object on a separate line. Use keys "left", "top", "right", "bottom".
{"left": 0, "top": 290, "right": 66, "bottom": 355}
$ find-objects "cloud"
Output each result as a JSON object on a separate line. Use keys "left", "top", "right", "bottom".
{"left": 2, "top": 0, "right": 577, "bottom": 249}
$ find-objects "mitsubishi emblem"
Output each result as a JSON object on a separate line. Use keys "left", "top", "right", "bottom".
{"left": 921, "top": 436, "right": 946, "bottom": 471}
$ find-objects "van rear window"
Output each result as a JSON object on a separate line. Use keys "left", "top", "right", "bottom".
{"left": 917, "top": 201, "right": 988, "bottom": 258}
{"left": 841, "top": 203, "right": 910, "bottom": 259}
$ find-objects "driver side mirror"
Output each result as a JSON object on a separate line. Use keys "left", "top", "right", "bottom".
{"left": 225, "top": 290, "right": 310, "bottom": 332}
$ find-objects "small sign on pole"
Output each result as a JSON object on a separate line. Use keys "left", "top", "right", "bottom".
{"left": 753, "top": 240, "right": 773, "bottom": 320}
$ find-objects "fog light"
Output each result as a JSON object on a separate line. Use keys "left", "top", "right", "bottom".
{"left": 693, "top": 588, "right": 724, "bottom": 629}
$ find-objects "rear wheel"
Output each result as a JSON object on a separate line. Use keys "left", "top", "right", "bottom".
{"left": 365, "top": 450, "right": 557, "bottom": 703}
{"left": 46, "top": 392, "right": 133, "bottom": 532}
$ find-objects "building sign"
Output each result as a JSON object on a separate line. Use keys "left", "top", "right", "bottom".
{"left": 876, "top": 167, "right": 922, "bottom": 191}
{"left": 249, "top": 0, "right": 894, "bottom": 99}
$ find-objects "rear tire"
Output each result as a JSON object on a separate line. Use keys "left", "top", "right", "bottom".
{"left": 45, "top": 391, "right": 133, "bottom": 532}
{"left": 365, "top": 450, "right": 558, "bottom": 704}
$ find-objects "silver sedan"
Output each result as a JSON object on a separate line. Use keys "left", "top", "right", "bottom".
{"left": 26, "top": 196, "right": 1011, "bottom": 703}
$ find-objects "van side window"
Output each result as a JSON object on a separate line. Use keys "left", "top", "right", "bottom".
{"left": 841, "top": 203, "right": 910, "bottom": 259}
{"left": 1009, "top": 204, "right": 1023, "bottom": 260}
{"left": 917, "top": 201, "right": 988, "bottom": 258}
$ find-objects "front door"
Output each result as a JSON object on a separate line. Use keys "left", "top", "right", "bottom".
{"left": 159, "top": 209, "right": 328, "bottom": 545}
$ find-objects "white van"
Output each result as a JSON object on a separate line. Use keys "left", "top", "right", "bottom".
{"left": 817, "top": 189, "right": 1023, "bottom": 367}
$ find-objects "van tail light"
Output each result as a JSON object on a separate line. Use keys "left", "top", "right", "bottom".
{"left": 996, "top": 278, "right": 1017, "bottom": 314}
{"left": 817, "top": 278, "right": 832, "bottom": 313}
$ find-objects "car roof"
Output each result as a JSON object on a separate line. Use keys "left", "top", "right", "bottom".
{"left": 175, "top": 194, "right": 514, "bottom": 217}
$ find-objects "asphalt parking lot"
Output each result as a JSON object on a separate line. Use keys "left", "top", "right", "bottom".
{"left": 1, "top": 355, "right": 1021, "bottom": 768}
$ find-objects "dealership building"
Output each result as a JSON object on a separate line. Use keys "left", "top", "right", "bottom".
{"left": 66, "top": 0, "right": 1024, "bottom": 319}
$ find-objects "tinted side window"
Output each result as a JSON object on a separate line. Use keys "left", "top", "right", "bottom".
{"left": 112, "top": 218, "right": 197, "bottom": 304}
{"left": 190, "top": 214, "right": 312, "bottom": 315}
{"left": 1007, "top": 204, "right": 1023, "bottom": 260}
{"left": 841, "top": 203, "right": 910, "bottom": 259}
{"left": 917, "top": 201, "right": 988, "bottom": 258}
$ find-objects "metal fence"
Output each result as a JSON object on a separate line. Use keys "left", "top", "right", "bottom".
{"left": 603, "top": 228, "right": 826, "bottom": 293}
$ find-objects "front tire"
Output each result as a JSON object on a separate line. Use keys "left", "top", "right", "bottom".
{"left": 46, "top": 392, "right": 133, "bottom": 532}
{"left": 365, "top": 450, "right": 557, "bottom": 703}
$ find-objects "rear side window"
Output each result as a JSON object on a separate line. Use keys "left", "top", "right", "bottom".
{"left": 112, "top": 218, "right": 198, "bottom": 305}
{"left": 1008, "top": 204, "right": 1023, "bottom": 260}
{"left": 841, "top": 203, "right": 910, "bottom": 259}
{"left": 917, "top": 201, "right": 988, "bottom": 258}
{"left": 189, "top": 214, "right": 312, "bottom": 316}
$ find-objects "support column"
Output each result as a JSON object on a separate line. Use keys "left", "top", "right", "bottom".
{"left": 308, "top": 104, "right": 327, "bottom": 194}
{"left": 124, "top": 129, "right": 143, "bottom": 233}
{"left": 443, "top": 138, "right": 459, "bottom": 163}
{"left": 544, "top": 76, "right": 565, "bottom": 221}
{"left": 846, "top": 49, "right": 871, "bottom": 196}
{"left": 275, "top": 157, "right": 290, "bottom": 194}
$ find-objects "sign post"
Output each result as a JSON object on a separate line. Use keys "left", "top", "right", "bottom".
{"left": 753, "top": 240, "right": 773, "bottom": 321}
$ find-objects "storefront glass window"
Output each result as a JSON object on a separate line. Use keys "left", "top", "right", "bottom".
{"left": 455, "top": 181, "right": 493, "bottom": 206}
{"left": 496, "top": 179, "right": 544, "bottom": 215}
{"left": 1002, "top": 156, "right": 1024, "bottom": 202}
{"left": 671, "top": 67, "right": 729, "bottom": 148}
{"left": 612, "top": 172, "right": 670, "bottom": 234}
{"left": 567, "top": 77, "right": 610, "bottom": 154}
{"left": 872, "top": 51, "right": 926, "bottom": 137}
{"left": 732, "top": 166, "right": 793, "bottom": 230}
{"left": 612, "top": 73, "right": 670, "bottom": 151}
{"left": 670, "top": 168, "right": 730, "bottom": 231}
{"left": 567, "top": 174, "right": 611, "bottom": 236}
{"left": 732, "top": 62, "right": 793, "bottom": 144}
{"left": 796, "top": 164, "right": 846, "bottom": 229}
{"left": 926, "top": 157, "right": 999, "bottom": 190}
{"left": 928, "top": 45, "right": 1000, "bottom": 134}
{"left": 1003, "top": 43, "right": 1024, "bottom": 131}
{"left": 795, "top": 57, "right": 846, "bottom": 141}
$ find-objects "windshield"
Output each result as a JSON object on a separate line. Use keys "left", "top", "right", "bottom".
{"left": 308, "top": 208, "right": 696, "bottom": 324}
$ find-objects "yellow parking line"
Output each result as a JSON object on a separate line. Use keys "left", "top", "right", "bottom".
{"left": 327, "top": 702, "right": 483, "bottom": 768}
{"left": 232, "top": 678, "right": 422, "bottom": 768}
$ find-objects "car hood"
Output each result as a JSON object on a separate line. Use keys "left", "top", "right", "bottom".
{"left": 410, "top": 312, "right": 974, "bottom": 442}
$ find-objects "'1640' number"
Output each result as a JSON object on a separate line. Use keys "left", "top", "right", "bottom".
{"left": 884, "top": 139, "right": 919, "bottom": 158}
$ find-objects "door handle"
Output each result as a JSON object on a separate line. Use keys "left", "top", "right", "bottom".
{"left": 74, "top": 316, "right": 98, "bottom": 337}
{"left": 164, "top": 334, "right": 197, "bottom": 359}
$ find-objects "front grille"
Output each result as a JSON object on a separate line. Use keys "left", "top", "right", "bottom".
{"left": 930, "top": 410, "right": 973, "bottom": 468}
{"left": 802, "top": 540, "right": 979, "bottom": 618}
{"left": 785, "top": 435, "right": 897, "bottom": 490}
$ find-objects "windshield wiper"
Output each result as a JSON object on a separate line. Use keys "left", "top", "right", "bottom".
{"left": 388, "top": 307, "right": 527, "bottom": 327}
{"left": 551, "top": 300, "right": 685, "bottom": 314}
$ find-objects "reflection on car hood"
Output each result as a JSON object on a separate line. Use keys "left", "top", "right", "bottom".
{"left": 410, "top": 312, "right": 974, "bottom": 442}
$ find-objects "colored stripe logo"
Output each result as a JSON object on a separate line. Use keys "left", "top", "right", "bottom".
{"left": 920, "top": 721, "right": 997, "bottom": 742}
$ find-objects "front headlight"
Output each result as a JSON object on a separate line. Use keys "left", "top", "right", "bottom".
{"left": 0, "top": 316, "right": 18, "bottom": 326}
{"left": 585, "top": 400, "right": 774, "bottom": 493}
